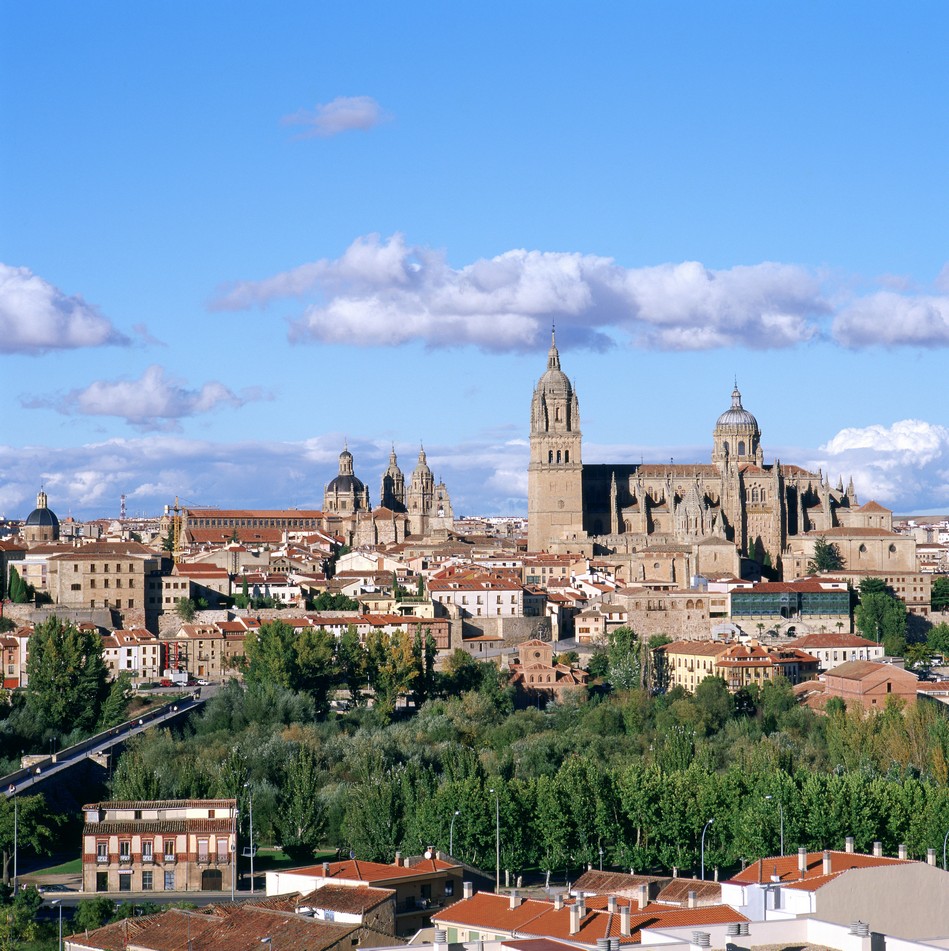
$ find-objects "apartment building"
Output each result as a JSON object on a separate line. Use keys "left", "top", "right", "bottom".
{"left": 81, "top": 798, "right": 237, "bottom": 893}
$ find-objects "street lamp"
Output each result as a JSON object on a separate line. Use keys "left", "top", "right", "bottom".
{"left": 700, "top": 818, "right": 714, "bottom": 881}
{"left": 489, "top": 787, "right": 500, "bottom": 893}
{"left": 765, "top": 795, "right": 784, "bottom": 856}
{"left": 52, "top": 899, "right": 62, "bottom": 951}
{"left": 943, "top": 827, "right": 949, "bottom": 871}
{"left": 449, "top": 809, "right": 460, "bottom": 858}
{"left": 599, "top": 846, "right": 604, "bottom": 871}
{"left": 244, "top": 782, "right": 255, "bottom": 894}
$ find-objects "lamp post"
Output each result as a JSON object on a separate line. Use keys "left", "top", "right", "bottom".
{"left": 943, "top": 827, "right": 949, "bottom": 871}
{"left": 52, "top": 899, "right": 62, "bottom": 951}
{"left": 449, "top": 810, "right": 460, "bottom": 858}
{"left": 489, "top": 787, "right": 500, "bottom": 893}
{"left": 765, "top": 795, "right": 784, "bottom": 856}
{"left": 244, "top": 782, "right": 255, "bottom": 894}
{"left": 700, "top": 818, "right": 714, "bottom": 881}
{"left": 599, "top": 846, "right": 604, "bottom": 871}
{"left": 12, "top": 792, "right": 17, "bottom": 896}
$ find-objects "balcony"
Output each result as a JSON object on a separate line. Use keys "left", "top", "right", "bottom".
{"left": 162, "top": 854, "right": 177, "bottom": 864}
{"left": 119, "top": 855, "right": 132, "bottom": 865}
{"left": 142, "top": 854, "right": 155, "bottom": 865}
{"left": 96, "top": 855, "right": 109, "bottom": 865}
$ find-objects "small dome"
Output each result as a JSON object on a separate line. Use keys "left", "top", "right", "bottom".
{"left": 715, "top": 384, "right": 758, "bottom": 430}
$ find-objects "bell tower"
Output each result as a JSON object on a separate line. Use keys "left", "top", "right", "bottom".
{"left": 528, "top": 329, "right": 584, "bottom": 551}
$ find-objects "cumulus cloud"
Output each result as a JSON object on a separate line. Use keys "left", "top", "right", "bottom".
{"left": 833, "top": 291, "right": 949, "bottom": 348}
{"left": 281, "top": 96, "right": 388, "bottom": 138}
{"left": 210, "top": 233, "right": 828, "bottom": 353}
{"left": 810, "top": 419, "right": 949, "bottom": 512}
{"left": 22, "top": 365, "right": 266, "bottom": 430}
{"left": 0, "top": 264, "right": 129, "bottom": 354}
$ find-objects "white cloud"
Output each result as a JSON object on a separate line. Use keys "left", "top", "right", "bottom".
{"left": 811, "top": 419, "right": 949, "bottom": 512}
{"left": 0, "top": 264, "right": 129, "bottom": 354}
{"left": 22, "top": 365, "right": 266, "bottom": 430}
{"left": 833, "top": 291, "right": 949, "bottom": 348}
{"left": 210, "top": 233, "right": 828, "bottom": 353}
{"left": 281, "top": 96, "right": 388, "bottom": 138}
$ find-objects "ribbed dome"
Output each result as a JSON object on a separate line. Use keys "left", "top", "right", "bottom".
{"left": 25, "top": 506, "right": 59, "bottom": 530}
{"left": 716, "top": 384, "right": 758, "bottom": 430}
{"left": 326, "top": 473, "right": 365, "bottom": 494}
{"left": 536, "top": 330, "right": 574, "bottom": 398}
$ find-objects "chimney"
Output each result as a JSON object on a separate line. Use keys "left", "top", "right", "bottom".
{"left": 434, "top": 929, "right": 448, "bottom": 951}
{"left": 576, "top": 895, "right": 586, "bottom": 917}
{"left": 607, "top": 895, "right": 617, "bottom": 914}
{"left": 898, "top": 844, "right": 907, "bottom": 860}
{"left": 597, "top": 940, "right": 610, "bottom": 951}
{"left": 509, "top": 891, "right": 521, "bottom": 910}
{"left": 610, "top": 939, "right": 620, "bottom": 951}
{"left": 690, "top": 931, "right": 711, "bottom": 951}
{"left": 798, "top": 847, "right": 807, "bottom": 878}
{"left": 725, "top": 924, "right": 740, "bottom": 937}
{"left": 849, "top": 922, "right": 870, "bottom": 937}
{"left": 638, "top": 883, "right": 648, "bottom": 910}
{"left": 404, "top": 857, "right": 410, "bottom": 867}
{"left": 845, "top": 837, "right": 855, "bottom": 853}
{"left": 687, "top": 890, "right": 697, "bottom": 909}
{"left": 823, "top": 851, "right": 831, "bottom": 876}
{"left": 463, "top": 881, "right": 473, "bottom": 899}
{"left": 394, "top": 850, "right": 402, "bottom": 867}
{"left": 928, "top": 848, "right": 937, "bottom": 866}
{"left": 569, "top": 903, "right": 581, "bottom": 935}
{"left": 554, "top": 893, "right": 564, "bottom": 911}
{"left": 322, "top": 861, "right": 330, "bottom": 876}
{"left": 672, "top": 866, "right": 678, "bottom": 878}
{"left": 619, "top": 905, "right": 631, "bottom": 937}
{"left": 873, "top": 841, "right": 882, "bottom": 857}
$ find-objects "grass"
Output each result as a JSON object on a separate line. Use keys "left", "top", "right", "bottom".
{"left": 252, "top": 847, "right": 337, "bottom": 871}
{"left": 29, "top": 856, "right": 82, "bottom": 875}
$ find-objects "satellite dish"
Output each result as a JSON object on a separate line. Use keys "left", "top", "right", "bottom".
{"left": 424, "top": 849, "right": 433, "bottom": 860}
{"left": 349, "top": 850, "right": 355, "bottom": 860}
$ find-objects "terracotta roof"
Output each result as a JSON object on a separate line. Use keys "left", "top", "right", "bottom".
{"left": 654, "top": 879, "right": 722, "bottom": 905}
{"left": 75, "top": 904, "right": 357, "bottom": 951}
{"left": 84, "top": 799, "right": 235, "bottom": 810}
{"left": 729, "top": 850, "right": 909, "bottom": 892}
{"left": 787, "top": 633, "right": 878, "bottom": 650}
{"left": 572, "top": 870, "right": 668, "bottom": 894}
{"left": 186, "top": 509, "right": 324, "bottom": 519}
{"left": 83, "top": 818, "right": 233, "bottom": 835}
{"left": 825, "top": 659, "right": 913, "bottom": 681}
{"left": 290, "top": 856, "right": 458, "bottom": 883}
{"left": 296, "top": 883, "right": 395, "bottom": 914}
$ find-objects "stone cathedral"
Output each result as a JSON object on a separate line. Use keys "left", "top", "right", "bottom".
{"left": 528, "top": 331, "right": 862, "bottom": 581}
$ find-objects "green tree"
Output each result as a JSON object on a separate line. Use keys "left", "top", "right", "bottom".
{"left": 808, "top": 536, "right": 844, "bottom": 573}
{"left": 244, "top": 621, "right": 335, "bottom": 713}
{"left": 0, "top": 885, "right": 43, "bottom": 947}
{"left": 73, "top": 897, "right": 116, "bottom": 932}
{"left": 932, "top": 576, "right": 949, "bottom": 613}
{"left": 275, "top": 744, "right": 327, "bottom": 861}
{"left": 6, "top": 568, "right": 30, "bottom": 605}
{"left": 366, "top": 630, "right": 417, "bottom": 720}
{"left": 0, "top": 797, "right": 57, "bottom": 886}
{"left": 606, "top": 626, "right": 641, "bottom": 691}
{"left": 25, "top": 617, "right": 110, "bottom": 733}
{"left": 98, "top": 673, "right": 133, "bottom": 729}
{"left": 175, "top": 597, "right": 197, "bottom": 622}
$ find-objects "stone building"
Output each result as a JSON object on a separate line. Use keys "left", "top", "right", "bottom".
{"left": 81, "top": 798, "right": 237, "bottom": 894}
{"left": 528, "top": 331, "right": 863, "bottom": 581}
{"left": 323, "top": 446, "right": 370, "bottom": 515}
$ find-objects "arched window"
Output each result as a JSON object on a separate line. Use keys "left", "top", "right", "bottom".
{"left": 723, "top": 441, "right": 729, "bottom": 454}
{"left": 738, "top": 440, "right": 746, "bottom": 455}
{"left": 564, "top": 450, "right": 569, "bottom": 463}
{"left": 555, "top": 406, "right": 561, "bottom": 422}
{"left": 751, "top": 487, "right": 759, "bottom": 502}
{"left": 556, "top": 450, "right": 562, "bottom": 463}
{"left": 549, "top": 450, "right": 553, "bottom": 463}
{"left": 760, "top": 489, "right": 766, "bottom": 503}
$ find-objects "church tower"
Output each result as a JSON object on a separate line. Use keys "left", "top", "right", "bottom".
{"left": 528, "top": 329, "right": 584, "bottom": 551}
{"left": 379, "top": 446, "right": 406, "bottom": 512}
{"left": 712, "top": 383, "right": 763, "bottom": 468}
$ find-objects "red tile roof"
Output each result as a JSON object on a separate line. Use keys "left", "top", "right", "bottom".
{"left": 729, "top": 850, "right": 908, "bottom": 892}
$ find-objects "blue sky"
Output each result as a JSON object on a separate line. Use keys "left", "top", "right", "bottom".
{"left": 2, "top": 2, "right": 948, "bottom": 520}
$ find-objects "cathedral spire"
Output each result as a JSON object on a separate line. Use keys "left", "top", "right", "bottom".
{"left": 547, "top": 325, "right": 561, "bottom": 371}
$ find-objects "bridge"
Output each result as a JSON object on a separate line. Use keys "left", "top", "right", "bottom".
{"left": 2, "top": 691, "right": 207, "bottom": 800}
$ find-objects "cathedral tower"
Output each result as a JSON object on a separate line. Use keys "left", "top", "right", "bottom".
{"left": 379, "top": 446, "right": 406, "bottom": 511}
{"left": 528, "top": 329, "right": 584, "bottom": 551}
{"left": 712, "top": 383, "right": 763, "bottom": 468}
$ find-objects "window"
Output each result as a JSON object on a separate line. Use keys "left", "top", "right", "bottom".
{"left": 119, "top": 872, "right": 131, "bottom": 892}
{"left": 164, "top": 839, "right": 175, "bottom": 859}
{"left": 96, "top": 872, "right": 108, "bottom": 892}
{"left": 142, "top": 840, "right": 153, "bottom": 862}
{"left": 142, "top": 870, "right": 153, "bottom": 891}
{"left": 119, "top": 841, "right": 131, "bottom": 862}
{"left": 164, "top": 870, "right": 175, "bottom": 890}
{"left": 97, "top": 841, "right": 108, "bottom": 864}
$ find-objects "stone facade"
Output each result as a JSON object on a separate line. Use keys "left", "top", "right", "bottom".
{"left": 528, "top": 332, "right": 863, "bottom": 581}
